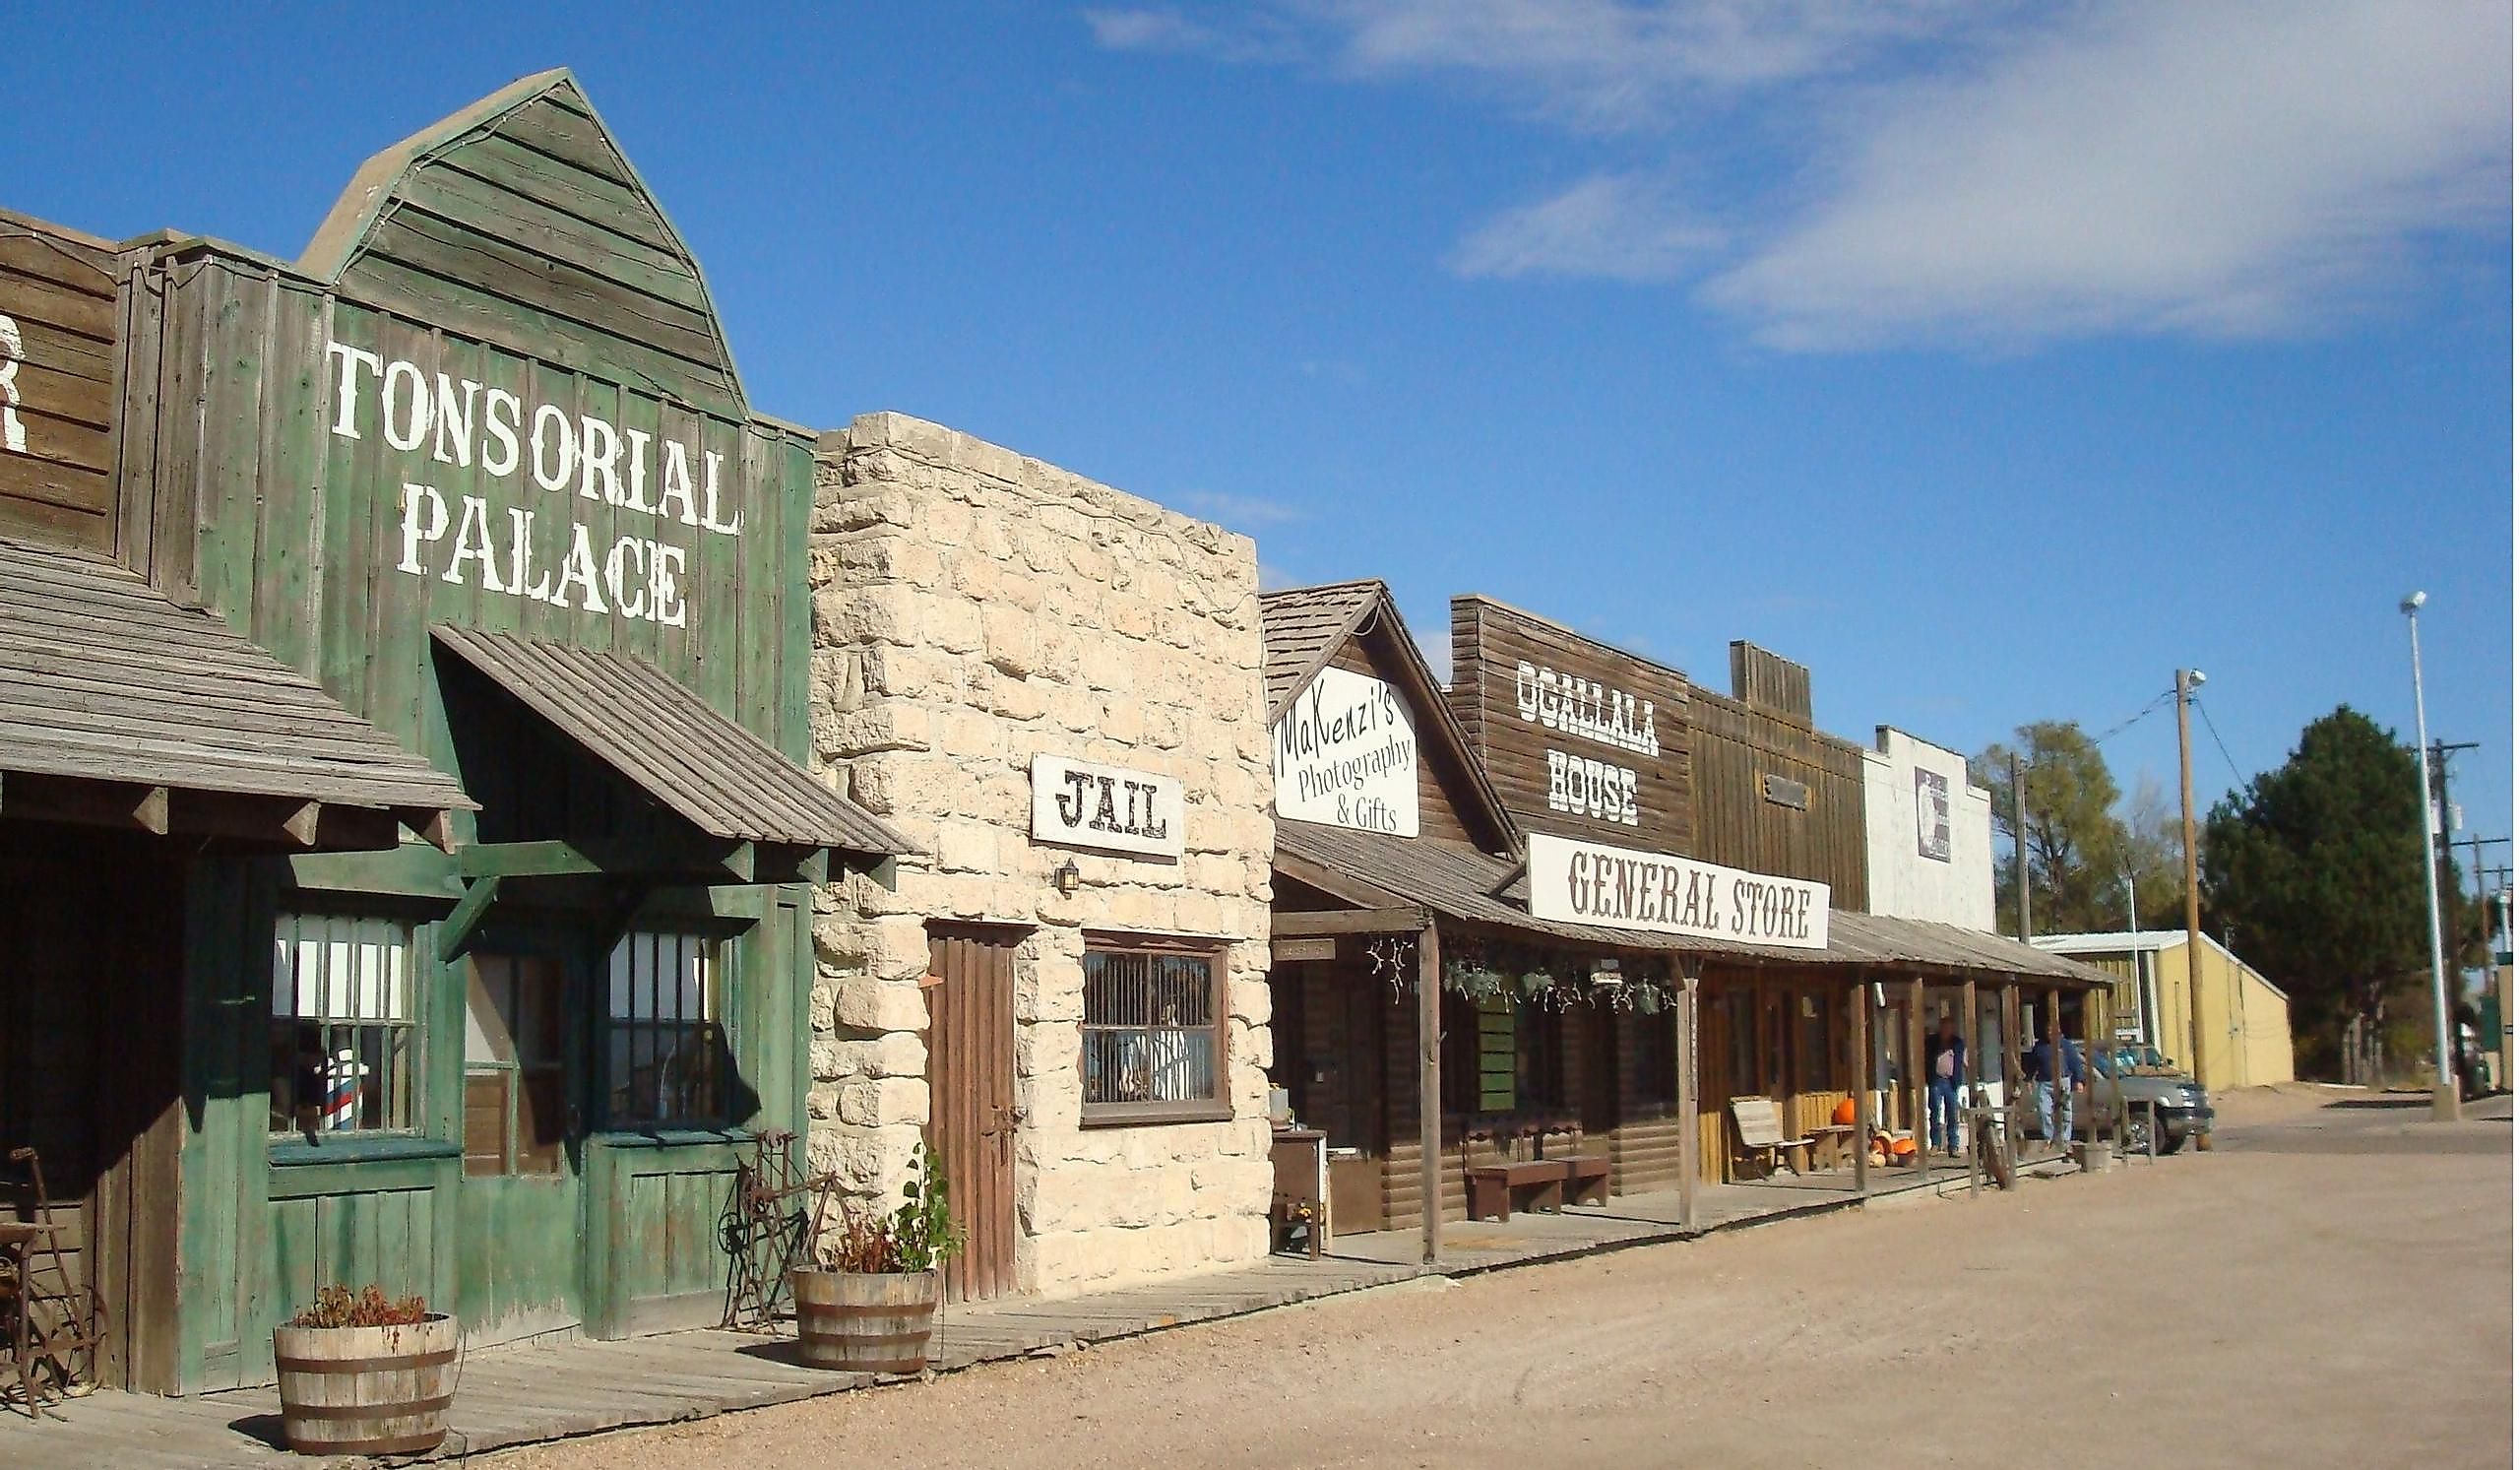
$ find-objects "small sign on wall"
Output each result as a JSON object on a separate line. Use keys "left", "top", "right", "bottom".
{"left": 1914, "top": 767, "right": 1951, "bottom": 863}
{"left": 1030, "top": 754, "right": 1184, "bottom": 860}
{"left": 1272, "top": 666, "right": 1419, "bottom": 838}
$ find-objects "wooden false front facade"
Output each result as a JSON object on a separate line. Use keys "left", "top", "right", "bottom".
{"left": 0, "top": 72, "right": 905, "bottom": 1393}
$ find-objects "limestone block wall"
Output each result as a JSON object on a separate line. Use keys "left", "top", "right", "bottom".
{"left": 807, "top": 412, "right": 1277, "bottom": 1298}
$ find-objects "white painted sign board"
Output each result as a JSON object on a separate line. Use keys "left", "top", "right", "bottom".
{"left": 1272, "top": 666, "right": 1419, "bottom": 838}
{"left": 1030, "top": 754, "right": 1184, "bottom": 860}
{"left": 1527, "top": 832, "right": 1831, "bottom": 950}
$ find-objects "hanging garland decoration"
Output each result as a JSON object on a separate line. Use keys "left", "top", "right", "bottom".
{"left": 1366, "top": 934, "right": 1416, "bottom": 997}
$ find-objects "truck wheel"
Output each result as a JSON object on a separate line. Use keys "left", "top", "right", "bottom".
{"left": 2159, "top": 1130, "right": 2187, "bottom": 1156}
{"left": 2125, "top": 1113, "right": 2156, "bottom": 1156}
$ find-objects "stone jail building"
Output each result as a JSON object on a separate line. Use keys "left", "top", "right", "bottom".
{"left": 807, "top": 412, "right": 1278, "bottom": 1301}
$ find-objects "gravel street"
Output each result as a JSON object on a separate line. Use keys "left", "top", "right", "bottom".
{"left": 495, "top": 1087, "right": 2510, "bottom": 1470}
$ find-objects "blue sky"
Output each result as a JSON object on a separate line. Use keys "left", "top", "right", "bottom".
{"left": 6, "top": 2, "right": 2511, "bottom": 867}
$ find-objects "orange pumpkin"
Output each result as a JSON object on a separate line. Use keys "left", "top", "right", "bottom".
{"left": 1832, "top": 1098, "right": 1857, "bottom": 1126}
{"left": 1889, "top": 1135, "right": 1918, "bottom": 1157}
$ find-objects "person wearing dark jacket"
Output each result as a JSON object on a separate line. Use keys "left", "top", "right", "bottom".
{"left": 1926, "top": 1019, "right": 1967, "bottom": 1156}
{"left": 2031, "top": 1028, "right": 2085, "bottom": 1143}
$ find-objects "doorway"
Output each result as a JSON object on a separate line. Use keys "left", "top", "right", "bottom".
{"left": 460, "top": 950, "right": 585, "bottom": 1344}
{"left": 926, "top": 927, "right": 1020, "bottom": 1303}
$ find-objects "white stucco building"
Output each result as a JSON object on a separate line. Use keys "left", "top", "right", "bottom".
{"left": 1860, "top": 727, "right": 1995, "bottom": 932}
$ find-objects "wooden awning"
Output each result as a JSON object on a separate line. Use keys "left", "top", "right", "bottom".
{"left": 430, "top": 626, "right": 910, "bottom": 858}
{"left": 1276, "top": 823, "right": 2113, "bottom": 986}
{"left": 0, "top": 537, "right": 473, "bottom": 848}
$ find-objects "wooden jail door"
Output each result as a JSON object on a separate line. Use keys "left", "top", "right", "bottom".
{"left": 925, "top": 927, "right": 1020, "bottom": 1303}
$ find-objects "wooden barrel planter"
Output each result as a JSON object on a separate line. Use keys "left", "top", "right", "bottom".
{"left": 272, "top": 1313, "right": 459, "bottom": 1456}
{"left": 790, "top": 1269, "right": 939, "bottom": 1374}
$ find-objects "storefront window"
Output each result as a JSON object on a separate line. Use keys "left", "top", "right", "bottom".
{"left": 1796, "top": 991, "right": 1833, "bottom": 1091}
{"left": 1082, "top": 939, "right": 1227, "bottom": 1123}
{"left": 605, "top": 932, "right": 725, "bottom": 1128}
{"left": 1520, "top": 1003, "right": 1567, "bottom": 1111}
{"left": 270, "top": 913, "right": 420, "bottom": 1138}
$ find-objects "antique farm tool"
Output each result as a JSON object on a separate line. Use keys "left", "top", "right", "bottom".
{"left": 0, "top": 1148, "right": 107, "bottom": 1417}
{"left": 723, "top": 1130, "right": 844, "bottom": 1330}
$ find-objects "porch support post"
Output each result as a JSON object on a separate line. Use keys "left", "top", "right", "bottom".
{"left": 1849, "top": 976, "right": 1869, "bottom": 1193}
{"left": 1909, "top": 976, "right": 1928, "bottom": 1170}
{"left": 1418, "top": 919, "right": 1442, "bottom": 1265}
{"left": 1677, "top": 961, "right": 1701, "bottom": 1231}
{"left": 2001, "top": 977, "right": 2023, "bottom": 1159}
{"left": 2046, "top": 987, "right": 2063, "bottom": 1157}
{"left": 1960, "top": 976, "right": 1979, "bottom": 1166}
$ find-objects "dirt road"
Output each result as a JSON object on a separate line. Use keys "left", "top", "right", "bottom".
{"left": 497, "top": 1088, "right": 2510, "bottom": 1469}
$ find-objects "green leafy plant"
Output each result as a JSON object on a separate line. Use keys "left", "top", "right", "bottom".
{"left": 889, "top": 1140, "right": 962, "bottom": 1274}
{"left": 289, "top": 1284, "right": 430, "bottom": 1328}
{"left": 809, "top": 1142, "right": 964, "bottom": 1274}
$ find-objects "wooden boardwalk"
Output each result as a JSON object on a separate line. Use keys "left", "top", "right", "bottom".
{"left": 0, "top": 1160, "right": 2019, "bottom": 1468}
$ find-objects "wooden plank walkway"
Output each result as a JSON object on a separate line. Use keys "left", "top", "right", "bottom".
{"left": 0, "top": 1158, "right": 2046, "bottom": 1468}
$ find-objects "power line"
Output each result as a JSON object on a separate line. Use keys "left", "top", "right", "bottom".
{"left": 2091, "top": 688, "right": 2177, "bottom": 746}
{"left": 2192, "top": 698, "right": 2248, "bottom": 790}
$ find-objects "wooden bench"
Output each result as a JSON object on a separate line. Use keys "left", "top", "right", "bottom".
{"left": 1561, "top": 1154, "right": 1610, "bottom": 1207}
{"left": 1806, "top": 1122, "right": 1858, "bottom": 1171}
{"left": 1466, "top": 1160, "right": 1565, "bottom": 1222}
{"left": 1729, "top": 1096, "right": 1814, "bottom": 1179}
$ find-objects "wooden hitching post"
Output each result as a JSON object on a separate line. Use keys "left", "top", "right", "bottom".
{"left": 2001, "top": 978, "right": 2023, "bottom": 1163}
{"left": 1960, "top": 976, "right": 1979, "bottom": 1171}
{"left": 2045, "top": 988, "right": 2062, "bottom": 1159}
{"left": 1418, "top": 918, "right": 1441, "bottom": 1265}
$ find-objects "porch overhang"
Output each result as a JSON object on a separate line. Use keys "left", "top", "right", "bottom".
{"left": 0, "top": 538, "right": 472, "bottom": 850}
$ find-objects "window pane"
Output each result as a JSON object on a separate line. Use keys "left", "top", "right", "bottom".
{"left": 604, "top": 931, "right": 724, "bottom": 1126}
{"left": 1082, "top": 946, "right": 1223, "bottom": 1111}
{"left": 270, "top": 913, "right": 419, "bottom": 1137}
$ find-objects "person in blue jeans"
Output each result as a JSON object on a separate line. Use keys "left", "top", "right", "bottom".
{"left": 1926, "top": 1018, "right": 1966, "bottom": 1156}
{"left": 2031, "top": 1026, "right": 2086, "bottom": 1145}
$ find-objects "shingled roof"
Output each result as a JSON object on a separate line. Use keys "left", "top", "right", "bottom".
{"left": 1260, "top": 579, "right": 1384, "bottom": 722}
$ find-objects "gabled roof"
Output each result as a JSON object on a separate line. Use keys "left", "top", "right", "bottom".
{"left": 1261, "top": 579, "right": 1383, "bottom": 720}
{"left": 296, "top": 69, "right": 748, "bottom": 415}
{"left": 1262, "top": 579, "right": 1518, "bottom": 854}
{"left": 0, "top": 537, "right": 472, "bottom": 824}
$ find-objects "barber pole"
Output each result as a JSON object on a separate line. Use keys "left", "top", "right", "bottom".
{"left": 320, "top": 1049, "right": 370, "bottom": 1131}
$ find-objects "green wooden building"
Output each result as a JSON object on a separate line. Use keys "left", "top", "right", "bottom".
{"left": 0, "top": 72, "right": 903, "bottom": 1394}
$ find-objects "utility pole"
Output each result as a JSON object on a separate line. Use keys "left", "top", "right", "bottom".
{"left": 2399, "top": 594, "right": 2457, "bottom": 1121}
{"left": 2010, "top": 752, "right": 2032, "bottom": 943}
{"left": 2449, "top": 834, "right": 2509, "bottom": 990}
{"left": 2175, "top": 669, "right": 2209, "bottom": 1091}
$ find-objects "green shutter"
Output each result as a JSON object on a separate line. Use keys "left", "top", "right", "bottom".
{"left": 1477, "top": 995, "right": 1517, "bottom": 1113}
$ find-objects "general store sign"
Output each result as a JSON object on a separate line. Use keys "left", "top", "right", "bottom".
{"left": 1272, "top": 666, "right": 1418, "bottom": 838}
{"left": 1031, "top": 754, "right": 1184, "bottom": 860}
{"left": 1527, "top": 832, "right": 1830, "bottom": 949}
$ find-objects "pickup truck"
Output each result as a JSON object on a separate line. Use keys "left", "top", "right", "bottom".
{"left": 2089, "top": 1048, "right": 2212, "bottom": 1154}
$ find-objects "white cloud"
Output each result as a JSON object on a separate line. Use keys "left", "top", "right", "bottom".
{"left": 1703, "top": 0, "right": 2514, "bottom": 348}
{"left": 1180, "top": 489, "right": 1306, "bottom": 527}
{"left": 1323, "top": 0, "right": 1973, "bottom": 130}
{"left": 1088, "top": 0, "right": 2513, "bottom": 350}
{"left": 1452, "top": 172, "right": 1722, "bottom": 281}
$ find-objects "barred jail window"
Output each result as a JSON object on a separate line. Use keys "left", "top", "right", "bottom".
{"left": 1081, "top": 939, "right": 1228, "bottom": 1124}
{"left": 270, "top": 914, "right": 420, "bottom": 1138}
{"left": 605, "top": 932, "right": 725, "bottom": 1128}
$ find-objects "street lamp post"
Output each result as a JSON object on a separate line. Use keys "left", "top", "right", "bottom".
{"left": 2401, "top": 592, "right": 2459, "bottom": 1120}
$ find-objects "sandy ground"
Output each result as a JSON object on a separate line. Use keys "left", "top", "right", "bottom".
{"left": 496, "top": 1088, "right": 2510, "bottom": 1469}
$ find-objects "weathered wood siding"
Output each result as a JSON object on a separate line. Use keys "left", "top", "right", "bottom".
{"left": 1448, "top": 595, "right": 1694, "bottom": 855}
{"left": 1324, "top": 638, "right": 1485, "bottom": 846}
{"left": 119, "top": 75, "right": 819, "bottom": 1388}
{"left": 124, "top": 260, "right": 810, "bottom": 777}
{"left": 0, "top": 221, "right": 120, "bottom": 551}
{"left": 1685, "top": 666, "right": 1868, "bottom": 909}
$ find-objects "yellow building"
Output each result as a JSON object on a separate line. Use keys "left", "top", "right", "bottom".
{"left": 2035, "top": 930, "right": 2295, "bottom": 1092}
